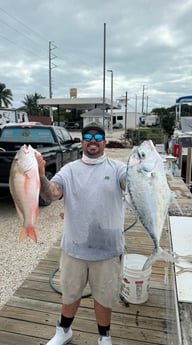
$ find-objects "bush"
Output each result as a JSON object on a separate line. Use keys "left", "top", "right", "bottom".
{"left": 106, "top": 141, "right": 126, "bottom": 148}
{"left": 126, "top": 128, "right": 164, "bottom": 146}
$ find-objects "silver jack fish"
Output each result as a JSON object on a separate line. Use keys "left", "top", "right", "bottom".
{"left": 126, "top": 140, "right": 173, "bottom": 269}
{"left": 9, "top": 144, "right": 40, "bottom": 243}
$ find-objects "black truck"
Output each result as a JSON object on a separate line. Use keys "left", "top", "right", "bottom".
{"left": 0, "top": 122, "right": 82, "bottom": 205}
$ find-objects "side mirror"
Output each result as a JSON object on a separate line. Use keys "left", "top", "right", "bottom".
{"left": 74, "top": 137, "right": 81, "bottom": 143}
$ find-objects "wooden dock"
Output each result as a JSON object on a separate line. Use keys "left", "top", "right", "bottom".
{"left": 0, "top": 206, "right": 181, "bottom": 345}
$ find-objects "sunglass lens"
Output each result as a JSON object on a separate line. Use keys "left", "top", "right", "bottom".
{"left": 83, "top": 134, "right": 92, "bottom": 141}
{"left": 94, "top": 134, "right": 103, "bottom": 141}
{"left": 83, "top": 133, "right": 104, "bottom": 142}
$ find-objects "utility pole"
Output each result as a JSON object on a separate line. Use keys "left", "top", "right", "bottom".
{"left": 124, "top": 91, "right": 128, "bottom": 138}
{"left": 135, "top": 94, "right": 137, "bottom": 128}
{"left": 141, "top": 84, "right": 145, "bottom": 114}
{"left": 146, "top": 95, "right": 148, "bottom": 114}
{"left": 102, "top": 23, "right": 106, "bottom": 128}
{"left": 107, "top": 69, "right": 113, "bottom": 132}
{"left": 49, "top": 41, "right": 57, "bottom": 124}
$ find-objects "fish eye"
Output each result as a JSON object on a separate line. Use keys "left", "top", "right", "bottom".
{"left": 138, "top": 150, "right": 145, "bottom": 159}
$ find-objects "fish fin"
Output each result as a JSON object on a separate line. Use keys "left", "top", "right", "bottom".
{"left": 143, "top": 247, "right": 174, "bottom": 270}
{"left": 26, "top": 226, "right": 38, "bottom": 243}
{"left": 124, "top": 193, "right": 134, "bottom": 211}
{"left": 14, "top": 203, "right": 24, "bottom": 220}
{"left": 18, "top": 227, "right": 37, "bottom": 243}
{"left": 18, "top": 227, "right": 27, "bottom": 242}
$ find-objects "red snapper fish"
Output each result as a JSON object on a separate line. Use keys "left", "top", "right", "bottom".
{"left": 126, "top": 140, "right": 173, "bottom": 269}
{"left": 9, "top": 144, "right": 40, "bottom": 243}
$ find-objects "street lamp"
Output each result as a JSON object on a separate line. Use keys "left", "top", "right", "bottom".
{"left": 107, "top": 69, "right": 113, "bottom": 132}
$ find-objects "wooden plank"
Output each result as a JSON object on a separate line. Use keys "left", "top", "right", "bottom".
{"left": 0, "top": 304, "right": 172, "bottom": 331}
{"left": 0, "top": 316, "right": 168, "bottom": 344}
{"left": 0, "top": 206, "right": 181, "bottom": 345}
{"left": 0, "top": 330, "right": 168, "bottom": 345}
{"left": 0, "top": 331, "right": 45, "bottom": 345}
{"left": 5, "top": 294, "right": 172, "bottom": 319}
{"left": 179, "top": 303, "right": 192, "bottom": 345}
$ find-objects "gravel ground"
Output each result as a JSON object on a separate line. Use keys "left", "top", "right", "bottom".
{"left": 0, "top": 129, "right": 130, "bottom": 309}
{"left": 0, "top": 195, "right": 64, "bottom": 309}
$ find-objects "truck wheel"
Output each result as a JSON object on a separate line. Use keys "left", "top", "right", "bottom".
{"left": 39, "top": 171, "right": 53, "bottom": 207}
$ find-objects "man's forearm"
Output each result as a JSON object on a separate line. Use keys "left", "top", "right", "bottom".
{"left": 39, "top": 176, "right": 53, "bottom": 202}
{"left": 40, "top": 176, "right": 62, "bottom": 202}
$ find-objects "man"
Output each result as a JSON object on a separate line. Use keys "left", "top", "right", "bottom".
{"left": 37, "top": 122, "right": 126, "bottom": 345}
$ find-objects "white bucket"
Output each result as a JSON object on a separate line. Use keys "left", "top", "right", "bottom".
{"left": 120, "top": 254, "right": 151, "bottom": 304}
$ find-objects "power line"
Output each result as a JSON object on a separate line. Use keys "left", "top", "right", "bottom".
{"left": 0, "top": 6, "right": 49, "bottom": 60}
{"left": 0, "top": 33, "right": 47, "bottom": 59}
{"left": 0, "top": 6, "right": 48, "bottom": 43}
{"left": 0, "top": 18, "right": 46, "bottom": 57}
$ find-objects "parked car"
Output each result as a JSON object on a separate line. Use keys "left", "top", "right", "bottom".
{"left": 113, "top": 123, "right": 123, "bottom": 129}
{"left": 0, "top": 123, "right": 82, "bottom": 205}
{"left": 65, "top": 122, "right": 80, "bottom": 129}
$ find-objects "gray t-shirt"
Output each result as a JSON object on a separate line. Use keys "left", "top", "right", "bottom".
{"left": 51, "top": 157, "right": 126, "bottom": 260}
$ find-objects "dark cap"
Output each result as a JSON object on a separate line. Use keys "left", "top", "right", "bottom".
{"left": 82, "top": 122, "right": 105, "bottom": 136}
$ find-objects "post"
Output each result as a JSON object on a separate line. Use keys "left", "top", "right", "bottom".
{"left": 135, "top": 94, "right": 137, "bottom": 128}
{"left": 124, "top": 91, "right": 128, "bottom": 139}
{"left": 49, "top": 41, "right": 53, "bottom": 124}
{"left": 57, "top": 105, "right": 60, "bottom": 126}
{"left": 146, "top": 95, "right": 148, "bottom": 114}
{"left": 141, "top": 84, "right": 145, "bottom": 114}
{"left": 107, "top": 69, "right": 113, "bottom": 132}
{"left": 49, "top": 41, "right": 57, "bottom": 125}
{"left": 102, "top": 23, "right": 106, "bottom": 128}
{"left": 186, "top": 147, "right": 192, "bottom": 187}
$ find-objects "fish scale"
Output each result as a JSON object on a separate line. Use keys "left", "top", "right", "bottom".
{"left": 126, "top": 140, "right": 173, "bottom": 269}
{"left": 9, "top": 144, "right": 40, "bottom": 243}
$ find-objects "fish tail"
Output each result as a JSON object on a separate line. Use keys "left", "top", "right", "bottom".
{"left": 143, "top": 247, "right": 174, "bottom": 270}
{"left": 18, "top": 227, "right": 37, "bottom": 243}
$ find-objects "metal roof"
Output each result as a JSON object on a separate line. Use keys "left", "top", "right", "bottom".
{"left": 176, "top": 95, "right": 192, "bottom": 104}
{"left": 37, "top": 97, "right": 118, "bottom": 110}
{"left": 81, "top": 108, "right": 111, "bottom": 117}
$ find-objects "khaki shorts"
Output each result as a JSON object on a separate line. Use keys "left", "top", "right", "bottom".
{"left": 60, "top": 251, "right": 123, "bottom": 308}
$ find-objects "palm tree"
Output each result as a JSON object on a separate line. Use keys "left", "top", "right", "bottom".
{"left": 0, "top": 83, "right": 13, "bottom": 108}
{"left": 22, "top": 93, "right": 45, "bottom": 115}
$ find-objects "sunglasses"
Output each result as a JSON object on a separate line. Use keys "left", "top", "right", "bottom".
{"left": 83, "top": 133, "right": 105, "bottom": 142}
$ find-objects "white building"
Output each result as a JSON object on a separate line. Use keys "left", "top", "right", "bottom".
{"left": 0, "top": 108, "right": 28, "bottom": 125}
{"left": 113, "top": 96, "right": 140, "bottom": 129}
{"left": 81, "top": 108, "right": 111, "bottom": 129}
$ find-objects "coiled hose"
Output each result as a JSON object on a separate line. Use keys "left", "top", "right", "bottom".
{"left": 49, "top": 217, "right": 137, "bottom": 297}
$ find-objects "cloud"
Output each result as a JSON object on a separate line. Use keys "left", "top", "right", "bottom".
{"left": 0, "top": 0, "right": 192, "bottom": 111}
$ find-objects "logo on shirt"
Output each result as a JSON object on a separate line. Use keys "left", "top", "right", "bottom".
{"left": 104, "top": 176, "right": 110, "bottom": 180}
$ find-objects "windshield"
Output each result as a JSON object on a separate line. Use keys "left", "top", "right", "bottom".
{"left": 0, "top": 127, "right": 55, "bottom": 143}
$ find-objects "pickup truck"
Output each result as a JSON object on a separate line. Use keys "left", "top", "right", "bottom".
{"left": 0, "top": 122, "right": 82, "bottom": 205}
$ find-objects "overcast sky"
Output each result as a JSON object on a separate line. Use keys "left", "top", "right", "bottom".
{"left": 1, "top": 0, "right": 192, "bottom": 112}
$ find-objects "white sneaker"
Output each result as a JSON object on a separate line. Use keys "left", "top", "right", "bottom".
{"left": 46, "top": 322, "right": 72, "bottom": 345}
{"left": 98, "top": 336, "right": 112, "bottom": 345}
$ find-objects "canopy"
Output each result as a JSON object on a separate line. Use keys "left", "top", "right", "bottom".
{"left": 176, "top": 95, "right": 192, "bottom": 104}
